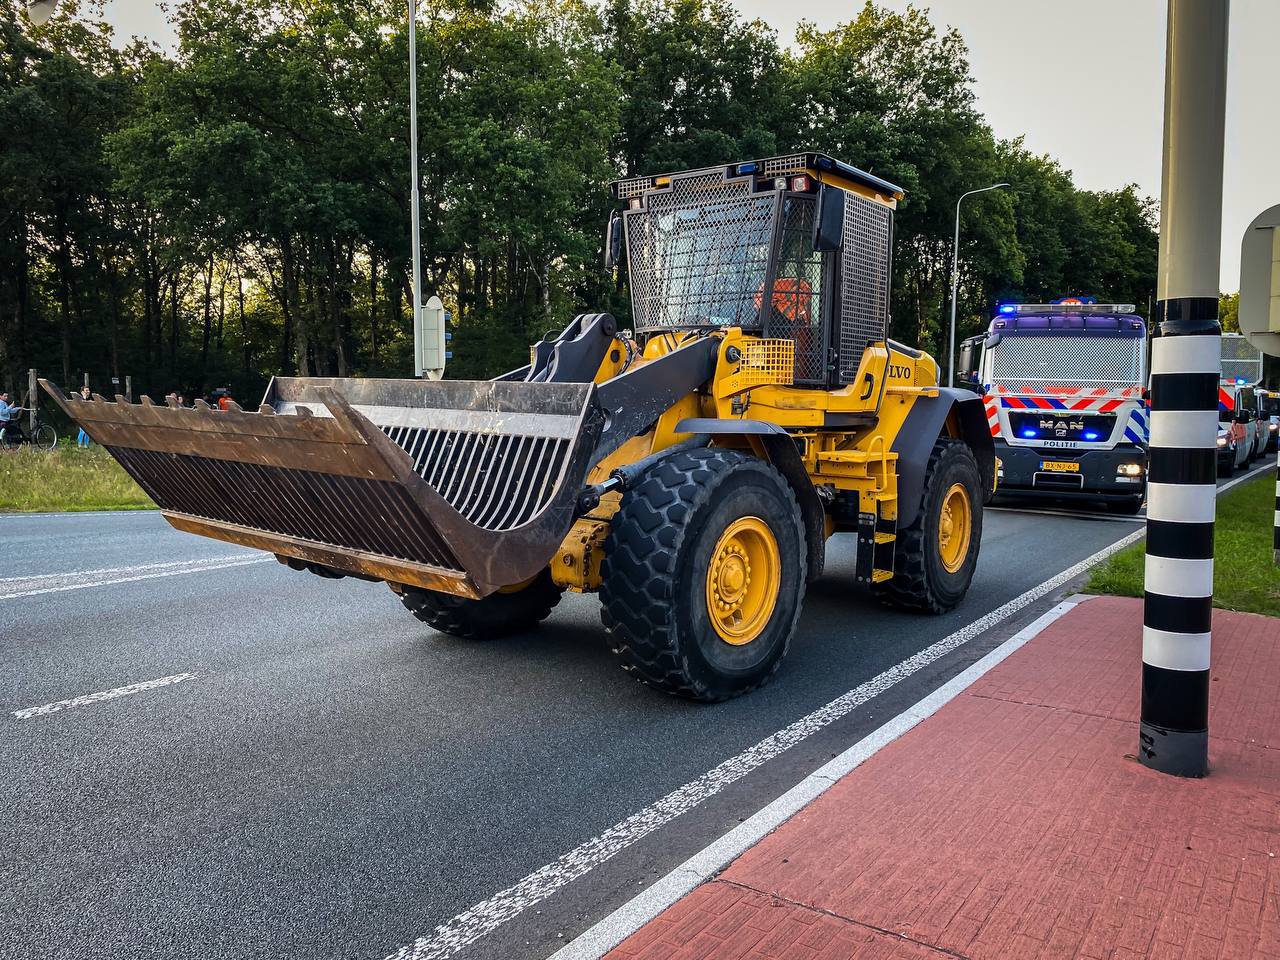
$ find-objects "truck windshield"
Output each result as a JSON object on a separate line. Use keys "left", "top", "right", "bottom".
{"left": 989, "top": 334, "right": 1143, "bottom": 387}
{"left": 625, "top": 177, "right": 776, "bottom": 331}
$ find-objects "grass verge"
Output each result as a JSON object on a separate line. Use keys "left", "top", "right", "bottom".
{"left": 1087, "top": 470, "right": 1280, "bottom": 616}
{"left": 0, "top": 445, "right": 153, "bottom": 512}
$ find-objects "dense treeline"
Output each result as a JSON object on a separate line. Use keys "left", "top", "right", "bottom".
{"left": 0, "top": 0, "right": 1157, "bottom": 404}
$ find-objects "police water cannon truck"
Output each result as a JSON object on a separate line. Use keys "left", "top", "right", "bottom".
{"left": 957, "top": 299, "right": 1148, "bottom": 513}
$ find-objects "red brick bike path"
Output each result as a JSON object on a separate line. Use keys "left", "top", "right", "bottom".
{"left": 607, "top": 596, "right": 1280, "bottom": 960}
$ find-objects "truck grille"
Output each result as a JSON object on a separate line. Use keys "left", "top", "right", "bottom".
{"left": 1009, "top": 411, "right": 1114, "bottom": 443}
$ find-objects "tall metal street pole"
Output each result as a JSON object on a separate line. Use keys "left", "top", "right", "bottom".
{"left": 947, "top": 183, "right": 1009, "bottom": 387}
{"left": 1139, "top": 0, "right": 1230, "bottom": 778}
{"left": 408, "top": 0, "right": 424, "bottom": 377}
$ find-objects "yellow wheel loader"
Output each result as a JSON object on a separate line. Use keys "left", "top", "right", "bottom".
{"left": 44, "top": 153, "right": 995, "bottom": 701}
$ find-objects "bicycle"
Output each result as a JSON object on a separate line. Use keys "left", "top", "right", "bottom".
{"left": 0, "top": 408, "right": 58, "bottom": 451}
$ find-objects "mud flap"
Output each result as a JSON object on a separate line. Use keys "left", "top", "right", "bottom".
{"left": 40, "top": 378, "right": 605, "bottom": 599}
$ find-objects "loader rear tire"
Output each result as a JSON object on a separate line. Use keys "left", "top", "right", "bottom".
{"left": 873, "top": 438, "right": 983, "bottom": 614}
{"left": 600, "top": 448, "right": 806, "bottom": 702}
{"left": 399, "top": 570, "right": 563, "bottom": 641}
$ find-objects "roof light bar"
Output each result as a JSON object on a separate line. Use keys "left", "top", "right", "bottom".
{"left": 1006, "top": 303, "right": 1137, "bottom": 316}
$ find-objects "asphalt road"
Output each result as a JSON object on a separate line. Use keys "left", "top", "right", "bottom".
{"left": 0, "top": 460, "right": 1267, "bottom": 960}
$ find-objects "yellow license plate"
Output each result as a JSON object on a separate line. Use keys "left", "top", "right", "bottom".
{"left": 1040, "top": 460, "right": 1080, "bottom": 473}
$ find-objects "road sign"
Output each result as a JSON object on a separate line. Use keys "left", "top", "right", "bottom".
{"left": 415, "top": 295, "right": 450, "bottom": 381}
{"left": 1239, "top": 203, "right": 1280, "bottom": 357}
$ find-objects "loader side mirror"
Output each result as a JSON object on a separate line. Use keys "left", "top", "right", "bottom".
{"left": 604, "top": 211, "right": 623, "bottom": 270}
{"left": 812, "top": 185, "right": 845, "bottom": 252}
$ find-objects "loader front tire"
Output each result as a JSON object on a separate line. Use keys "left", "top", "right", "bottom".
{"left": 873, "top": 438, "right": 983, "bottom": 614}
{"left": 600, "top": 448, "right": 806, "bottom": 702}
{"left": 399, "top": 570, "right": 563, "bottom": 641}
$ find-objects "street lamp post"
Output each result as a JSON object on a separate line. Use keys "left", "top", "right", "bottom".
{"left": 947, "top": 183, "right": 1009, "bottom": 387}
{"left": 407, "top": 0, "right": 424, "bottom": 377}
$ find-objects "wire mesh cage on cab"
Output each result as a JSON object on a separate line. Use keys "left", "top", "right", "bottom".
{"left": 621, "top": 166, "right": 892, "bottom": 387}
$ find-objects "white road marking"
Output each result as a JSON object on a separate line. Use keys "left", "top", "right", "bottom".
{"left": 11, "top": 673, "right": 198, "bottom": 720}
{"left": 550, "top": 598, "right": 1086, "bottom": 960}
{"left": 547, "top": 463, "right": 1280, "bottom": 958}
{"left": 1217, "top": 458, "right": 1275, "bottom": 494}
{"left": 0, "top": 509, "right": 157, "bottom": 520}
{"left": 0, "top": 555, "right": 271, "bottom": 601}
{"left": 381, "top": 532, "right": 1147, "bottom": 960}
{"left": 8, "top": 555, "right": 262, "bottom": 587}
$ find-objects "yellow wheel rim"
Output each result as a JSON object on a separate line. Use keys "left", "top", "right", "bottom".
{"left": 938, "top": 482, "right": 972, "bottom": 574}
{"left": 705, "top": 516, "right": 781, "bottom": 645}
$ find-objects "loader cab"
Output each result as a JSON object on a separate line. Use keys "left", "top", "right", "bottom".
{"left": 610, "top": 154, "right": 902, "bottom": 389}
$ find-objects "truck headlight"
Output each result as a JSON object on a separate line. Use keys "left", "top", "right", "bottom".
{"left": 1217, "top": 436, "right": 1228, "bottom": 448}
{"left": 1116, "top": 463, "right": 1143, "bottom": 477}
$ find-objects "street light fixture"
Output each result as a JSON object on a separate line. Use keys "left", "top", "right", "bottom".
{"left": 947, "top": 182, "right": 1010, "bottom": 387}
{"left": 26, "top": 0, "right": 59, "bottom": 26}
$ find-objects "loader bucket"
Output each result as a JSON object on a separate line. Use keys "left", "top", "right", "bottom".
{"left": 40, "top": 378, "right": 605, "bottom": 599}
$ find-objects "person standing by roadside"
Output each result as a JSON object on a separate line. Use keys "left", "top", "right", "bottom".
{"left": 76, "top": 385, "right": 92, "bottom": 448}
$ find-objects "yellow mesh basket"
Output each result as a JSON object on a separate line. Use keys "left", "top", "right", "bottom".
{"left": 736, "top": 339, "right": 796, "bottom": 387}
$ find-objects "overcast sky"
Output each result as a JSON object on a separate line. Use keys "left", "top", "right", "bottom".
{"left": 100, "top": 0, "right": 1277, "bottom": 292}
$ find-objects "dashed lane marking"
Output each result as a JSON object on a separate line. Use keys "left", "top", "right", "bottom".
{"left": 11, "top": 673, "right": 198, "bottom": 720}
{"left": 0, "top": 555, "right": 271, "bottom": 601}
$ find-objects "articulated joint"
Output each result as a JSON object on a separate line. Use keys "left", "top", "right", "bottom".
{"left": 575, "top": 435, "right": 711, "bottom": 514}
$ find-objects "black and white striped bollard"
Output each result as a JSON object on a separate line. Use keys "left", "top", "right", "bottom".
{"left": 1142, "top": 318, "right": 1219, "bottom": 777}
{"left": 1139, "top": 0, "right": 1228, "bottom": 778}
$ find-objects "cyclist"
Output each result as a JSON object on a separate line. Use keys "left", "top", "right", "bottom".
{"left": 0, "top": 391, "right": 25, "bottom": 445}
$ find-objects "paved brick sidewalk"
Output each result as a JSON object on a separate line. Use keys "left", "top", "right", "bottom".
{"left": 607, "top": 596, "right": 1280, "bottom": 960}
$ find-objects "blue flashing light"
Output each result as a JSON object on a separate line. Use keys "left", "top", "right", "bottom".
{"left": 998, "top": 304, "right": 1016, "bottom": 315}
{"left": 1083, "top": 431, "right": 1100, "bottom": 441}
{"left": 736, "top": 162, "right": 758, "bottom": 174}
{"left": 1021, "top": 428, "right": 1038, "bottom": 439}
